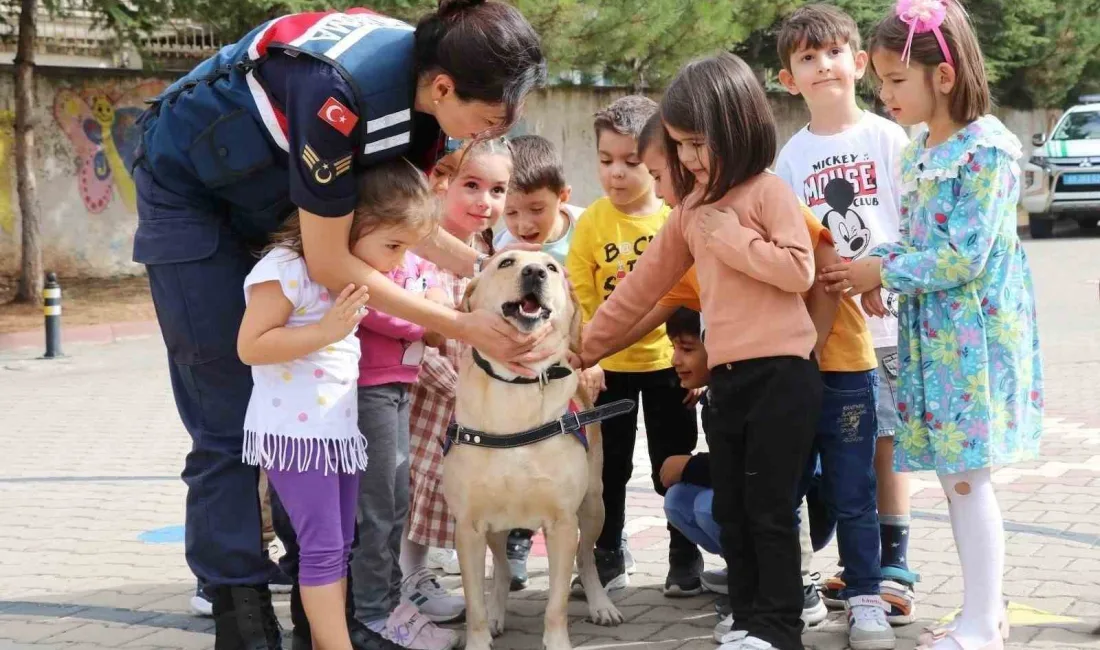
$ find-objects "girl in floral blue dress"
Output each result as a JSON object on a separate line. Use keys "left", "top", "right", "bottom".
{"left": 821, "top": 2, "right": 1043, "bottom": 649}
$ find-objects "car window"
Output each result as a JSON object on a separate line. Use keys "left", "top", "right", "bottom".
{"left": 1052, "top": 110, "right": 1100, "bottom": 140}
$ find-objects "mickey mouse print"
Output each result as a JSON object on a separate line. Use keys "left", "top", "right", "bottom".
{"left": 773, "top": 110, "right": 911, "bottom": 348}
{"left": 821, "top": 175, "right": 872, "bottom": 260}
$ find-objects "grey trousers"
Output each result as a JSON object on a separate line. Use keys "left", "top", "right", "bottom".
{"left": 350, "top": 383, "right": 411, "bottom": 624}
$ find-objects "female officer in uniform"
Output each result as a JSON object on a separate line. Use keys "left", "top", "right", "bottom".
{"left": 130, "top": 1, "right": 546, "bottom": 647}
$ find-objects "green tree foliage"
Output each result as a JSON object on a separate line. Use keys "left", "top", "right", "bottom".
{"left": 554, "top": 0, "right": 785, "bottom": 90}
{"left": 731, "top": 0, "right": 1096, "bottom": 109}
{"left": 46, "top": 0, "right": 1098, "bottom": 110}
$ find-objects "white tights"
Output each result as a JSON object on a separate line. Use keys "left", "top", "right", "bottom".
{"left": 398, "top": 521, "right": 428, "bottom": 578}
{"left": 932, "top": 468, "right": 1005, "bottom": 649}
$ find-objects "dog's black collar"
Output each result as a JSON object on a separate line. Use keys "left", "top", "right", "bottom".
{"left": 471, "top": 349, "right": 573, "bottom": 385}
{"left": 442, "top": 399, "right": 635, "bottom": 456}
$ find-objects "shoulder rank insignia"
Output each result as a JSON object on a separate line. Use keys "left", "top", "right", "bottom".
{"left": 302, "top": 144, "right": 352, "bottom": 185}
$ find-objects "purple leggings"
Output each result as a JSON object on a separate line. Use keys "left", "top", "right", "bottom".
{"left": 266, "top": 463, "right": 359, "bottom": 587}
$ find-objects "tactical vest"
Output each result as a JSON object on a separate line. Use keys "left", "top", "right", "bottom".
{"left": 136, "top": 10, "right": 430, "bottom": 249}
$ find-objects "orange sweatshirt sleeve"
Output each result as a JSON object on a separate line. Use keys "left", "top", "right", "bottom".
{"left": 701, "top": 179, "right": 814, "bottom": 294}
{"left": 583, "top": 207, "right": 694, "bottom": 364}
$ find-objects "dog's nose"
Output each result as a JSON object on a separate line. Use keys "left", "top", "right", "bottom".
{"left": 522, "top": 264, "right": 547, "bottom": 281}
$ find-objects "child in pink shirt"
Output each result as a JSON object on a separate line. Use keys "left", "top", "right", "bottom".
{"left": 357, "top": 254, "right": 443, "bottom": 388}
{"left": 350, "top": 250, "right": 459, "bottom": 649}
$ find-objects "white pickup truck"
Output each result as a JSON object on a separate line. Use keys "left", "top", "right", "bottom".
{"left": 1022, "top": 98, "right": 1100, "bottom": 238}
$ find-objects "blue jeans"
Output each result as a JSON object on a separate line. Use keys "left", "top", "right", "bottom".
{"left": 798, "top": 370, "right": 881, "bottom": 598}
{"left": 664, "top": 483, "right": 722, "bottom": 555}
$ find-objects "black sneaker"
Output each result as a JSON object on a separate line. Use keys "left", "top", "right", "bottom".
{"left": 349, "top": 620, "right": 405, "bottom": 650}
{"left": 571, "top": 546, "right": 629, "bottom": 593}
{"left": 663, "top": 547, "right": 704, "bottom": 597}
{"left": 506, "top": 529, "right": 533, "bottom": 591}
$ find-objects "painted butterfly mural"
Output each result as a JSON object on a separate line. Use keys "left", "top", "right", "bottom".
{"left": 53, "top": 80, "right": 166, "bottom": 214}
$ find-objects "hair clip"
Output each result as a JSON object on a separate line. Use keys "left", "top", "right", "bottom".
{"left": 443, "top": 137, "right": 464, "bottom": 154}
{"left": 896, "top": 0, "right": 954, "bottom": 68}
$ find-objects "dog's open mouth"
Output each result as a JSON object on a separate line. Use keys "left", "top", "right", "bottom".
{"left": 502, "top": 293, "right": 552, "bottom": 322}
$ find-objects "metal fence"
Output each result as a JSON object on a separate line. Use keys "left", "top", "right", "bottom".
{"left": 0, "top": 1, "right": 222, "bottom": 65}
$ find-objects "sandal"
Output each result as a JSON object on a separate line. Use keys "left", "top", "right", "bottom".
{"left": 915, "top": 629, "right": 1005, "bottom": 650}
{"left": 917, "top": 602, "right": 1010, "bottom": 646}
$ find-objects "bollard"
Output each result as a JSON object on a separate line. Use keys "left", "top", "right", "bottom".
{"left": 43, "top": 272, "right": 63, "bottom": 359}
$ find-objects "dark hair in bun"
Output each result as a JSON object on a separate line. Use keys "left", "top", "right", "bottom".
{"left": 414, "top": 0, "right": 547, "bottom": 128}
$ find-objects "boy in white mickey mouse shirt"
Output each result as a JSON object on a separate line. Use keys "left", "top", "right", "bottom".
{"left": 772, "top": 4, "right": 920, "bottom": 633}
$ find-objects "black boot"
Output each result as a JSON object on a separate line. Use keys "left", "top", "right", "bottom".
{"left": 212, "top": 585, "right": 282, "bottom": 650}
{"left": 290, "top": 583, "right": 312, "bottom": 650}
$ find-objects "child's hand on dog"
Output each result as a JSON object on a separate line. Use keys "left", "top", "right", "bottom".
{"left": 659, "top": 455, "right": 691, "bottom": 489}
{"left": 579, "top": 366, "right": 606, "bottom": 402}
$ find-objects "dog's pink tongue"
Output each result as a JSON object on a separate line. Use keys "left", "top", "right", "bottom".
{"left": 522, "top": 297, "right": 540, "bottom": 312}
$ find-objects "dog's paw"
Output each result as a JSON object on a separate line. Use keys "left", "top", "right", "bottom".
{"left": 542, "top": 627, "right": 572, "bottom": 650}
{"left": 488, "top": 595, "right": 507, "bottom": 636}
{"left": 488, "top": 613, "right": 506, "bottom": 638}
{"left": 465, "top": 631, "right": 493, "bottom": 650}
{"left": 587, "top": 598, "right": 623, "bottom": 627}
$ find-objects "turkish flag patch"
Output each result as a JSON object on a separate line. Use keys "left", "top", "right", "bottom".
{"left": 318, "top": 97, "right": 358, "bottom": 137}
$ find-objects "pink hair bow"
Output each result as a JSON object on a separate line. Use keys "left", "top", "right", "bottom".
{"left": 896, "top": 0, "right": 954, "bottom": 68}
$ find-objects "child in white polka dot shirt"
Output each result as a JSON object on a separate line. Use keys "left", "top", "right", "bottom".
{"left": 236, "top": 158, "right": 440, "bottom": 649}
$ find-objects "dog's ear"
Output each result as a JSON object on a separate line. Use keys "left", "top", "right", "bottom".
{"left": 459, "top": 275, "right": 479, "bottom": 313}
{"left": 566, "top": 276, "right": 583, "bottom": 355}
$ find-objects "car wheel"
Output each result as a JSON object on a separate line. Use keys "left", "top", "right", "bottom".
{"left": 1029, "top": 215, "right": 1055, "bottom": 239}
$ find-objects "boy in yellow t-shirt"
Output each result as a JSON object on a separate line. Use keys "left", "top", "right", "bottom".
{"left": 566, "top": 96, "right": 701, "bottom": 597}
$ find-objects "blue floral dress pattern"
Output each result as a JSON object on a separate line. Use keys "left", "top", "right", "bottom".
{"left": 869, "top": 115, "right": 1043, "bottom": 476}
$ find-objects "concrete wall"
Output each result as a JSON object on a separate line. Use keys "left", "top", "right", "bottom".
{"left": 0, "top": 76, "right": 1064, "bottom": 278}
{"left": 518, "top": 88, "right": 1063, "bottom": 206}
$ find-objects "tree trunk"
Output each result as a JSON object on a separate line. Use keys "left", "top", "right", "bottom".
{"left": 631, "top": 57, "right": 645, "bottom": 94}
{"left": 13, "top": 0, "right": 42, "bottom": 304}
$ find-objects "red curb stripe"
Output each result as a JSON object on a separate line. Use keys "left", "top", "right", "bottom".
{"left": 0, "top": 320, "right": 159, "bottom": 352}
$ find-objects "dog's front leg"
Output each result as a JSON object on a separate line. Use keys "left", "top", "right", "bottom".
{"left": 486, "top": 530, "right": 511, "bottom": 637}
{"left": 543, "top": 515, "right": 580, "bottom": 650}
{"left": 577, "top": 491, "right": 623, "bottom": 626}
{"left": 457, "top": 524, "right": 491, "bottom": 650}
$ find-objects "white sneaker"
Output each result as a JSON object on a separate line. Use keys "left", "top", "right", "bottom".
{"left": 620, "top": 532, "right": 636, "bottom": 574}
{"left": 713, "top": 614, "right": 736, "bottom": 642}
{"left": 189, "top": 584, "right": 212, "bottom": 617}
{"left": 722, "top": 636, "right": 773, "bottom": 650}
{"left": 847, "top": 595, "right": 897, "bottom": 650}
{"left": 402, "top": 567, "right": 466, "bottom": 623}
{"left": 426, "top": 547, "right": 461, "bottom": 575}
{"left": 374, "top": 601, "right": 459, "bottom": 650}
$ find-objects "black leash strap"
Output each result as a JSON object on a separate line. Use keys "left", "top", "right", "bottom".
{"left": 443, "top": 398, "right": 635, "bottom": 455}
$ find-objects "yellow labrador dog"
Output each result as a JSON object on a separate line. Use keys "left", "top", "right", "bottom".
{"left": 441, "top": 250, "right": 626, "bottom": 650}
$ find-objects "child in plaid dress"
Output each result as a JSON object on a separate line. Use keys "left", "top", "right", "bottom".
{"left": 398, "top": 138, "right": 511, "bottom": 596}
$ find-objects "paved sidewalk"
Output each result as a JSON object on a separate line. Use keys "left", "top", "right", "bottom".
{"left": 2, "top": 238, "right": 1100, "bottom": 650}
